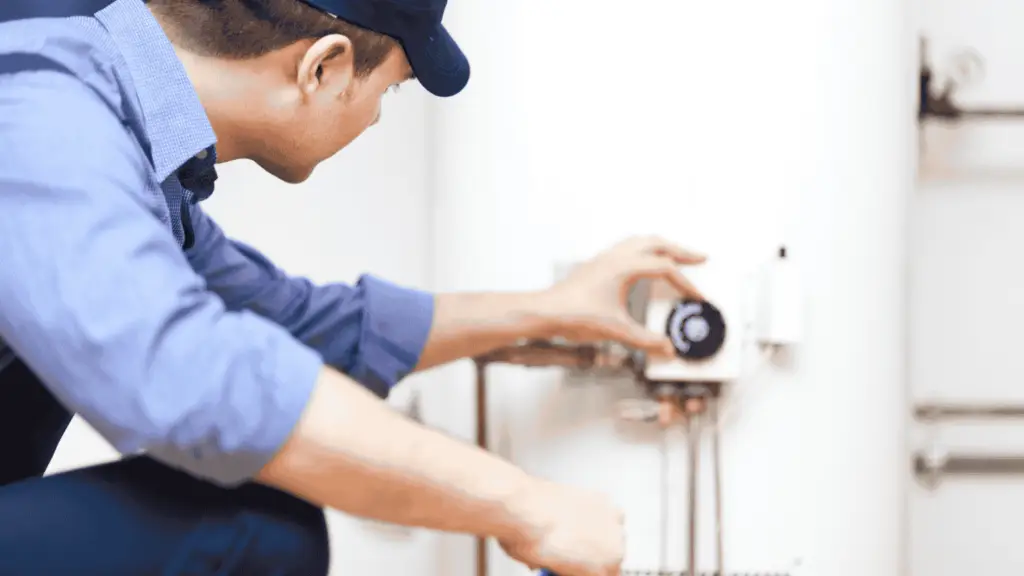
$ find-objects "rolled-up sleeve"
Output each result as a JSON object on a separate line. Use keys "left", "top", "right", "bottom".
{"left": 186, "top": 206, "right": 435, "bottom": 399}
{"left": 0, "top": 71, "right": 323, "bottom": 486}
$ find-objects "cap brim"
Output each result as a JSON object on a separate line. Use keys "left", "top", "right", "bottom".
{"left": 404, "top": 25, "right": 470, "bottom": 98}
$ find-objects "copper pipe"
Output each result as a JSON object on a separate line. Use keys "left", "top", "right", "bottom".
{"left": 711, "top": 398, "right": 724, "bottom": 576}
{"left": 657, "top": 398, "right": 680, "bottom": 427}
{"left": 686, "top": 412, "right": 700, "bottom": 576}
{"left": 682, "top": 397, "right": 705, "bottom": 576}
{"left": 658, "top": 431, "right": 670, "bottom": 572}
{"left": 476, "top": 340, "right": 634, "bottom": 370}
{"left": 471, "top": 341, "right": 635, "bottom": 576}
{"left": 474, "top": 359, "right": 489, "bottom": 576}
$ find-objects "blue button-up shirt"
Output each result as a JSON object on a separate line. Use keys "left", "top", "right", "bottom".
{"left": 0, "top": 0, "right": 434, "bottom": 486}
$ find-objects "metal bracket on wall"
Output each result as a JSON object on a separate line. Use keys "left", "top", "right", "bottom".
{"left": 919, "top": 36, "right": 1024, "bottom": 124}
{"left": 913, "top": 401, "right": 1024, "bottom": 488}
{"left": 914, "top": 449, "right": 1024, "bottom": 489}
{"left": 914, "top": 401, "right": 1024, "bottom": 422}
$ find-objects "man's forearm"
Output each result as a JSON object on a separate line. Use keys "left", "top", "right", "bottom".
{"left": 256, "top": 365, "right": 537, "bottom": 538}
{"left": 415, "top": 292, "right": 555, "bottom": 371}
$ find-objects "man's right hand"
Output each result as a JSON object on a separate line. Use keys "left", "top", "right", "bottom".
{"left": 499, "top": 479, "right": 625, "bottom": 576}
{"left": 258, "top": 367, "right": 624, "bottom": 574}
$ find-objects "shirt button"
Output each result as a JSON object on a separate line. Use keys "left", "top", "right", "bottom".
{"left": 195, "top": 149, "right": 209, "bottom": 160}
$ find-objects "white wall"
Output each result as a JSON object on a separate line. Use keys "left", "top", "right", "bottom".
{"left": 912, "top": 1, "right": 1024, "bottom": 575}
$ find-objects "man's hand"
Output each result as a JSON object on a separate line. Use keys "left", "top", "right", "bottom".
{"left": 499, "top": 480, "right": 626, "bottom": 576}
{"left": 259, "top": 367, "right": 625, "bottom": 573}
{"left": 414, "top": 236, "right": 705, "bottom": 371}
{"left": 539, "top": 235, "right": 706, "bottom": 358}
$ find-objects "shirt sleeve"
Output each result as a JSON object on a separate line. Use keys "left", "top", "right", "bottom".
{"left": 0, "top": 70, "right": 323, "bottom": 486}
{"left": 185, "top": 205, "right": 435, "bottom": 399}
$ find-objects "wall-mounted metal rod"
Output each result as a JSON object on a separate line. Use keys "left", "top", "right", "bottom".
{"left": 472, "top": 341, "right": 636, "bottom": 576}
{"left": 942, "top": 109, "right": 1024, "bottom": 119}
{"left": 914, "top": 452, "right": 1024, "bottom": 478}
{"left": 920, "top": 96, "right": 1024, "bottom": 121}
{"left": 914, "top": 402, "right": 1024, "bottom": 422}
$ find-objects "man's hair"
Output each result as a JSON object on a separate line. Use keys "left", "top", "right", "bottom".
{"left": 147, "top": 0, "right": 398, "bottom": 76}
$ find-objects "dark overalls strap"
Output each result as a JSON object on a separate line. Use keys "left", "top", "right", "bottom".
{"left": 0, "top": 0, "right": 122, "bottom": 22}
{"left": 0, "top": 0, "right": 122, "bottom": 74}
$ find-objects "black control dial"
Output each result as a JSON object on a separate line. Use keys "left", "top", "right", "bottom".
{"left": 665, "top": 299, "right": 727, "bottom": 360}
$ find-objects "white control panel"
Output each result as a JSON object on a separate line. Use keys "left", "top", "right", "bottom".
{"left": 642, "top": 264, "right": 746, "bottom": 383}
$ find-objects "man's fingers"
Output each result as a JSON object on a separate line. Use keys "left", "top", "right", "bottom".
{"left": 628, "top": 255, "right": 704, "bottom": 300}
{"left": 653, "top": 243, "right": 706, "bottom": 265}
{"left": 604, "top": 314, "right": 674, "bottom": 356}
{"left": 619, "top": 235, "right": 707, "bottom": 264}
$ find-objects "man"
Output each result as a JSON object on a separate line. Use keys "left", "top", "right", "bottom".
{"left": 0, "top": 0, "right": 705, "bottom": 574}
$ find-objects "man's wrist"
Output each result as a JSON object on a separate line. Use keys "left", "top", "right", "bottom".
{"left": 415, "top": 290, "right": 567, "bottom": 371}
{"left": 512, "top": 289, "right": 563, "bottom": 341}
{"left": 491, "top": 473, "right": 551, "bottom": 542}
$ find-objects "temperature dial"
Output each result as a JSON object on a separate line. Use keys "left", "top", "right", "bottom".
{"left": 665, "top": 299, "right": 727, "bottom": 360}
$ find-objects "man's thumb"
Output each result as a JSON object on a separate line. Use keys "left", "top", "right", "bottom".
{"left": 614, "top": 317, "right": 673, "bottom": 356}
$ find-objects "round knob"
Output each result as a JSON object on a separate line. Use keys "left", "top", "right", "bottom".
{"left": 665, "top": 299, "right": 727, "bottom": 360}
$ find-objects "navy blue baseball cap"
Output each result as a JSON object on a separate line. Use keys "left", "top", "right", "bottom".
{"left": 301, "top": 0, "right": 469, "bottom": 97}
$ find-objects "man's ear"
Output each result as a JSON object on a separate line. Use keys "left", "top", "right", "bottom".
{"left": 297, "top": 34, "right": 355, "bottom": 97}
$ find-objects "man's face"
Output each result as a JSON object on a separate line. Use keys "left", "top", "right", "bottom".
{"left": 250, "top": 37, "right": 414, "bottom": 183}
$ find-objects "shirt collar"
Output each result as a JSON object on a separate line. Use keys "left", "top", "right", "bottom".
{"left": 95, "top": 0, "right": 217, "bottom": 184}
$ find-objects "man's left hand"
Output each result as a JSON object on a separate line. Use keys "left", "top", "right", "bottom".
{"left": 537, "top": 236, "right": 707, "bottom": 358}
